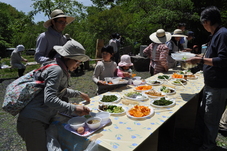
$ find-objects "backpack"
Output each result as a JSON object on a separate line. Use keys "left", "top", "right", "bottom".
{"left": 2, "top": 63, "right": 58, "bottom": 116}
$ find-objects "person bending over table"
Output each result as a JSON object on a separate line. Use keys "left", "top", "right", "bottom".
{"left": 17, "top": 39, "right": 91, "bottom": 151}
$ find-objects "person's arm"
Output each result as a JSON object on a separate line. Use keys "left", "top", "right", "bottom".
{"left": 160, "top": 46, "right": 169, "bottom": 71}
{"left": 35, "top": 33, "right": 50, "bottom": 64}
{"left": 186, "top": 57, "right": 213, "bottom": 66}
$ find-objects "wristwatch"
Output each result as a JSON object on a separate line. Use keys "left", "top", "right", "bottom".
{"left": 200, "top": 57, "right": 204, "bottom": 64}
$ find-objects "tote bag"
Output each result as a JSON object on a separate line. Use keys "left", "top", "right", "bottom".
{"left": 2, "top": 63, "right": 58, "bottom": 116}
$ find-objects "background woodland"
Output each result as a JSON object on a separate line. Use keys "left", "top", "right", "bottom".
{"left": 1, "top": 0, "right": 227, "bottom": 58}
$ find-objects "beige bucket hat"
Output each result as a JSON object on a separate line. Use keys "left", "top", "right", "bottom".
{"left": 149, "top": 29, "right": 171, "bottom": 44}
{"left": 54, "top": 39, "right": 90, "bottom": 62}
{"left": 171, "top": 29, "right": 187, "bottom": 37}
{"left": 43, "top": 9, "right": 75, "bottom": 28}
{"left": 118, "top": 55, "right": 133, "bottom": 67}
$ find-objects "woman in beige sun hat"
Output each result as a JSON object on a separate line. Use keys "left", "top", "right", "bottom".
{"left": 17, "top": 39, "right": 91, "bottom": 151}
{"left": 166, "top": 29, "right": 187, "bottom": 68}
{"left": 35, "top": 9, "right": 75, "bottom": 64}
{"left": 143, "top": 29, "right": 171, "bottom": 75}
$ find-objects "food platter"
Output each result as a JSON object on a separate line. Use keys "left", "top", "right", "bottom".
{"left": 185, "top": 74, "right": 198, "bottom": 80}
{"left": 150, "top": 97, "right": 175, "bottom": 108}
{"left": 159, "top": 86, "right": 176, "bottom": 95}
{"left": 171, "top": 79, "right": 187, "bottom": 86}
{"left": 124, "top": 91, "right": 149, "bottom": 101}
{"left": 133, "top": 85, "right": 152, "bottom": 92}
{"left": 142, "top": 89, "right": 166, "bottom": 98}
{"left": 126, "top": 105, "right": 154, "bottom": 119}
{"left": 157, "top": 75, "right": 171, "bottom": 80}
{"left": 171, "top": 52, "right": 196, "bottom": 61}
{"left": 98, "top": 93, "right": 121, "bottom": 104}
{"left": 98, "top": 104, "right": 126, "bottom": 115}
{"left": 145, "top": 80, "right": 163, "bottom": 86}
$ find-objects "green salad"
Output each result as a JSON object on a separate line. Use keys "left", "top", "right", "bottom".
{"left": 153, "top": 97, "right": 173, "bottom": 106}
{"left": 99, "top": 105, "right": 124, "bottom": 113}
{"left": 101, "top": 95, "right": 118, "bottom": 102}
{"left": 160, "top": 86, "right": 175, "bottom": 93}
{"left": 158, "top": 75, "right": 170, "bottom": 79}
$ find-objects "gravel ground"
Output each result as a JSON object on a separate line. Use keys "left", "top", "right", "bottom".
{"left": 0, "top": 67, "right": 227, "bottom": 151}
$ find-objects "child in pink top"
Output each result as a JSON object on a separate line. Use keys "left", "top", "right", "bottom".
{"left": 117, "top": 55, "right": 133, "bottom": 78}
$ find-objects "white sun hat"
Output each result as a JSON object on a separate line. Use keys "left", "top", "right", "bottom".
{"left": 149, "top": 29, "right": 171, "bottom": 44}
{"left": 171, "top": 29, "right": 187, "bottom": 37}
{"left": 54, "top": 39, "right": 90, "bottom": 62}
{"left": 43, "top": 9, "right": 75, "bottom": 28}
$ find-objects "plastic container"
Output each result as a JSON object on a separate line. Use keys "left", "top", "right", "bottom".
{"left": 68, "top": 117, "right": 86, "bottom": 130}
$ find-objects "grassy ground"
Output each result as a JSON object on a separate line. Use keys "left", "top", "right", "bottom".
{"left": 0, "top": 56, "right": 227, "bottom": 151}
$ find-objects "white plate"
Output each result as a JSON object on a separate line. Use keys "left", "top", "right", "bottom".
{"left": 97, "top": 104, "right": 126, "bottom": 115}
{"left": 142, "top": 90, "right": 166, "bottom": 98}
{"left": 150, "top": 97, "right": 175, "bottom": 108}
{"left": 186, "top": 75, "right": 198, "bottom": 80}
{"left": 98, "top": 93, "right": 121, "bottom": 104}
{"left": 133, "top": 85, "right": 153, "bottom": 92}
{"left": 159, "top": 86, "right": 176, "bottom": 95}
{"left": 146, "top": 80, "right": 163, "bottom": 86}
{"left": 157, "top": 75, "right": 171, "bottom": 80}
{"left": 124, "top": 92, "right": 149, "bottom": 101}
{"left": 171, "top": 79, "right": 187, "bottom": 86}
{"left": 126, "top": 105, "right": 154, "bottom": 119}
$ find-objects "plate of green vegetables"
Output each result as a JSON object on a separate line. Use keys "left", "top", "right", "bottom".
{"left": 98, "top": 93, "right": 121, "bottom": 104}
{"left": 150, "top": 97, "right": 175, "bottom": 108}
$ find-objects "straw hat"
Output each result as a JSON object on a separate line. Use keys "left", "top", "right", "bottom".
{"left": 43, "top": 9, "right": 75, "bottom": 28}
{"left": 149, "top": 29, "right": 171, "bottom": 44}
{"left": 171, "top": 29, "right": 187, "bottom": 37}
{"left": 54, "top": 39, "right": 90, "bottom": 62}
{"left": 118, "top": 55, "right": 133, "bottom": 67}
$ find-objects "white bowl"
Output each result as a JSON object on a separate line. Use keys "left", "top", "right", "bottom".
{"left": 133, "top": 80, "right": 142, "bottom": 85}
{"left": 133, "top": 76, "right": 141, "bottom": 80}
{"left": 68, "top": 117, "right": 86, "bottom": 130}
{"left": 95, "top": 112, "right": 110, "bottom": 123}
{"left": 111, "top": 78, "right": 120, "bottom": 84}
{"left": 86, "top": 117, "right": 102, "bottom": 130}
{"left": 104, "top": 77, "right": 112, "bottom": 82}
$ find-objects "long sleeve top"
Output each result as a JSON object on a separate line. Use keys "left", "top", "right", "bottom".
{"left": 35, "top": 27, "right": 67, "bottom": 64}
{"left": 92, "top": 60, "right": 118, "bottom": 94}
{"left": 19, "top": 58, "right": 81, "bottom": 124}
{"left": 203, "top": 27, "right": 227, "bottom": 88}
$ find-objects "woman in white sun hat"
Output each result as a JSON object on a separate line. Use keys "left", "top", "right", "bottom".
{"left": 17, "top": 39, "right": 91, "bottom": 151}
{"left": 117, "top": 54, "right": 133, "bottom": 78}
{"left": 10, "top": 45, "right": 28, "bottom": 77}
{"left": 35, "top": 9, "right": 75, "bottom": 64}
{"left": 143, "top": 29, "right": 171, "bottom": 75}
{"left": 166, "top": 29, "right": 187, "bottom": 68}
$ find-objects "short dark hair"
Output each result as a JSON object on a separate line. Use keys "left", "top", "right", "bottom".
{"left": 101, "top": 45, "right": 114, "bottom": 54}
{"left": 200, "top": 6, "right": 222, "bottom": 26}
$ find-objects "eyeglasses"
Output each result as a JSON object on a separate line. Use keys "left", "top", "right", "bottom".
{"left": 74, "top": 60, "right": 81, "bottom": 66}
{"left": 55, "top": 20, "right": 68, "bottom": 25}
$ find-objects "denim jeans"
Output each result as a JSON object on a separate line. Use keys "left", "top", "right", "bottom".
{"left": 197, "top": 85, "right": 227, "bottom": 149}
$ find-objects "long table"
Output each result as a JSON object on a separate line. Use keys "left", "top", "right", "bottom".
{"left": 49, "top": 70, "right": 204, "bottom": 151}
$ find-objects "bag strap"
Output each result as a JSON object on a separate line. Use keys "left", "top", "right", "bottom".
{"left": 34, "top": 63, "right": 58, "bottom": 72}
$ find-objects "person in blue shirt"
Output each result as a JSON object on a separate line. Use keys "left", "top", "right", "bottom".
{"left": 186, "top": 6, "right": 227, "bottom": 151}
